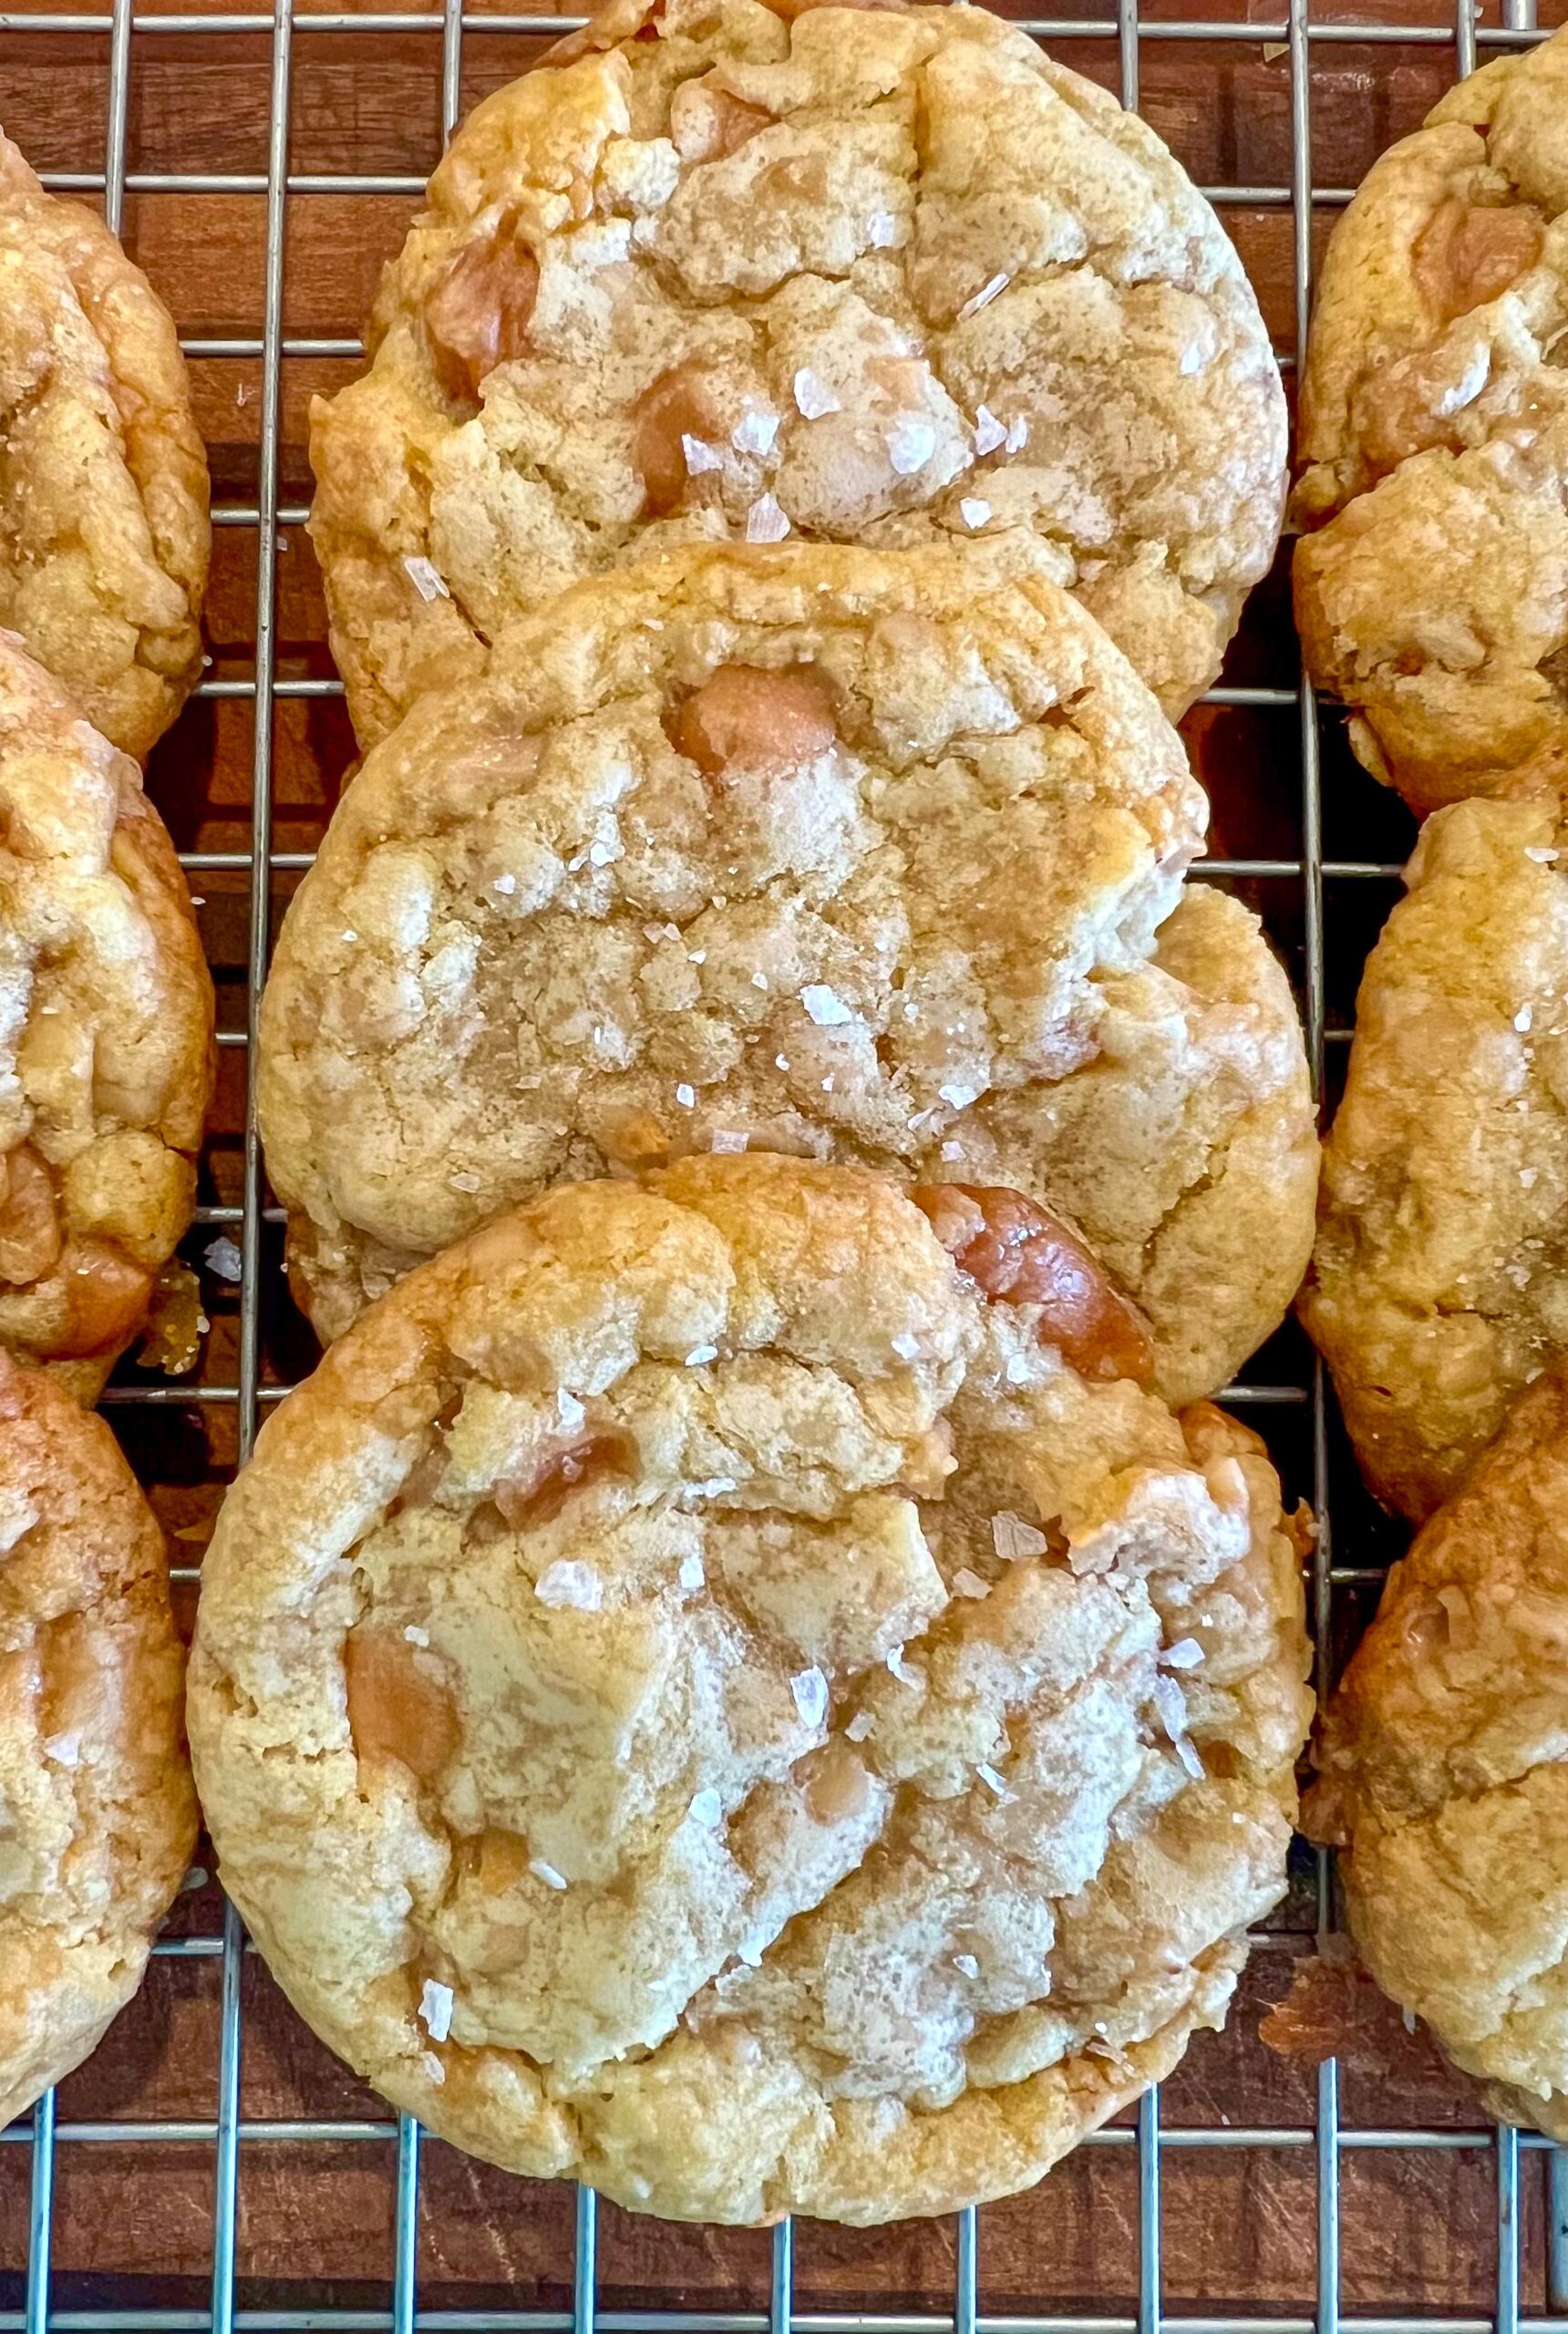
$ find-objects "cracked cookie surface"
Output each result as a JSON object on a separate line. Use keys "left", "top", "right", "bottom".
{"left": 1302, "top": 793, "right": 1568, "bottom": 1521}
{"left": 1308, "top": 1367, "right": 1568, "bottom": 2138}
{"left": 0, "top": 135, "right": 210, "bottom": 759}
{"left": 188, "top": 1153, "right": 1312, "bottom": 2223}
{"left": 308, "top": 0, "right": 1286, "bottom": 747}
{"left": 0, "top": 633, "right": 214, "bottom": 1399}
{"left": 258, "top": 542, "right": 1315, "bottom": 1404}
{"left": 0, "top": 1351, "right": 195, "bottom": 2127}
{"left": 1294, "top": 23, "right": 1568, "bottom": 812}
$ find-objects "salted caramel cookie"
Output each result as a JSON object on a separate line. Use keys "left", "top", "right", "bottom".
{"left": 1309, "top": 1365, "right": 1568, "bottom": 2139}
{"left": 188, "top": 1153, "right": 1313, "bottom": 2222}
{"left": 0, "top": 633, "right": 214, "bottom": 1400}
{"left": 1294, "top": 24, "right": 1568, "bottom": 813}
{"left": 0, "top": 1351, "right": 195, "bottom": 2126}
{"left": 258, "top": 542, "right": 1314, "bottom": 1401}
{"left": 308, "top": 0, "right": 1286, "bottom": 747}
{"left": 1302, "top": 793, "right": 1568, "bottom": 1521}
{"left": 0, "top": 135, "right": 210, "bottom": 758}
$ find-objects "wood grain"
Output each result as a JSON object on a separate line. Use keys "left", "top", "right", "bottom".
{"left": 2, "top": 0, "right": 1563, "bottom": 2309}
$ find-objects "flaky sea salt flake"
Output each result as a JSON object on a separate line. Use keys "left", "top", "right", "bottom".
{"left": 801, "top": 983, "right": 853, "bottom": 1027}
{"left": 492, "top": 873, "right": 518, "bottom": 895}
{"left": 845, "top": 1709, "right": 874, "bottom": 1741}
{"left": 536, "top": 1559, "right": 603, "bottom": 1611}
{"left": 974, "top": 405, "right": 1006, "bottom": 455}
{"left": 976, "top": 1761, "right": 1015, "bottom": 1802}
{"left": 958, "top": 272, "right": 1009, "bottom": 319}
{"left": 418, "top": 1978, "right": 454, "bottom": 2041}
{"left": 682, "top": 433, "right": 725, "bottom": 476}
{"left": 992, "top": 1511, "right": 1048, "bottom": 1561}
{"left": 688, "top": 1786, "right": 725, "bottom": 1828}
{"left": 868, "top": 207, "right": 900, "bottom": 247}
{"left": 404, "top": 555, "right": 449, "bottom": 602}
{"left": 530, "top": 1858, "right": 569, "bottom": 1890}
{"left": 732, "top": 408, "right": 780, "bottom": 456}
{"left": 1161, "top": 1637, "right": 1204, "bottom": 1669}
{"left": 205, "top": 1235, "right": 242, "bottom": 1283}
{"left": 887, "top": 414, "right": 937, "bottom": 475}
{"left": 791, "top": 1667, "right": 830, "bottom": 1728}
{"left": 404, "top": 1625, "right": 430, "bottom": 1647}
{"left": 746, "top": 492, "right": 791, "bottom": 543}
{"left": 953, "top": 1951, "right": 980, "bottom": 1979}
{"left": 686, "top": 1343, "right": 719, "bottom": 1366}
{"left": 679, "top": 1552, "right": 706, "bottom": 1590}
{"left": 793, "top": 367, "right": 841, "bottom": 419}
{"left": 558, "top": 1388, "right": 586, "bottom": 1430}
{"left": 959, "top": 498, "right": 992, "bottom": 530}
{"left": 892, "top": 1330, "right": 921, "bottom": 1360}
{"left": 952, "top": 1567, "right": 991, "bottom": 1600}
{"left": 1005, "top": 414, "right": 1029, "bottom": 454}
{"left": 710, "top": 1129, "right": 749, "bottom": 1154}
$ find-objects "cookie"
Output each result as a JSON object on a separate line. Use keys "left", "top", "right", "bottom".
{"left": 0, "top": 633, "right": 214, "bottom": 1400}
{"left": 308, "top": 0, "right": 1287, "bottom": 748}
{"left": 1294, "top": 25, "right": 1568, "bottom": 813}
{"left": 1301, "top": 793, "right": 1568, "bottom": 1522}
{"left": 1308, "top": 1366, "right": 1568, "bottom": 2139}
{"left": 0, "top": 135, "right": 210, "bottom": 759}
{"left": 258, "top": 542, "right": 1314, "bottom": 1401}
{"left": 188, "top": 1153, "right": 1313, "bottom": 2223}
{"left": 0, "top": 1351, "right": 196, "bottom": 2127}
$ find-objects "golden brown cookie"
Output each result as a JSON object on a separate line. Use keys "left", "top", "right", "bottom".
{"left": 0, "top": 632, "right": 214, "bottom": 1400}
{"left": 258, "top": 541, "right": 1315, "bottom": 1402}
{"left": 0, "top": 1351, "right": 196, "bottom": 2127}
{"left": 1301, "top": 793, "right": 1568, "bottom": 1522}
{"left": 188, "top": 1153, "right": 1313, "bottom": 2223}
{"left": 308, "top": 0, "right": 1286, "bottom": 748}
{"left": 1309, "top": 1366, "right": 1568, "bottom": 2139}
{"left": 1294, "top": 25, "right": 1568, "bottom": 813}
{"left": 0, "top": 135, "right": 210, "bottom": 759}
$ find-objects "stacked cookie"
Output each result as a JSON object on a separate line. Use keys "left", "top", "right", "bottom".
{"left": 0, "top": 139, "right": 211, "bottom": 2123}
{"left": 174, "top": 0, "right": 1321, "bottom": 2223}
{"left": 1296, "top": 22, "right": 1568, "bottom": 2142}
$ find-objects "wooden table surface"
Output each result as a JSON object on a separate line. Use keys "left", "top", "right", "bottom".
{"left": 1, "top": 0, "right": 1562, "bottom": 2311}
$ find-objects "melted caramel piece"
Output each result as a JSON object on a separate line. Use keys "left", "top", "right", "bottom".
{"left": 492, "top": 1427, "right": 638, "bottom": 1529}
{"left": 425, "top": 231, "right": 540, "bottom": 405}
{"left": 345, "top": 1624, "right": 461, "bottom": 1781}
{"left": 632, "top": 362, "right": 728, "bottom": 517}
{"left": 911, "top": 1183, "right": 1154, "bottom": 1384}
{"left": 669, "top": 82, "right": 773, "bottom": 163}
{"left": 668, "top": 664, "right": 838, "bottom": 780}
{"left": 0, "top": 1143, "right": 61, "bottom": 1286}
{"left": 799, "top": 1738, "right": 872, "bottom": 1823}
{"left": 1412, "top": 195, "right": 1545, "bottom": 327}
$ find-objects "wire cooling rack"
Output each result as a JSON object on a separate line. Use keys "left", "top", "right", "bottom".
{"left": 1, "top": 0, "right": 1564, "bottom": 2323}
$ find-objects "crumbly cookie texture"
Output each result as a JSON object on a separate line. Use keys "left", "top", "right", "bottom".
{"left": 308, "top": 0, "right": 1286, "bottom": 748}
{"left": 259, "top": 542, "right": 1313, "bottom": 1401}
{"left": 0, "top": 632, "right": 214, "bottom": 1399}
{"left": 1294, "top": 23, "right": 1568, "bottom": 813}
{"left": 1308, "top": 1367, "right": 1568, "bottom": 2139}
{"left": 0, "top": 135, "right": 210, "bottom": 759}
{"left": 1302, "top": 793, "right": 1568, "bottom": 1522}
{"left": 0, "top": 1350, "right": 195, "bottom": 2127}
{"left": 188, "top": 1154, "right": 1313, "bottom": 2224}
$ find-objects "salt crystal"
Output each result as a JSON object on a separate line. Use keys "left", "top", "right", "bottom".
{"left": 1522, "top": 1166, "right": 1540, "bottom": 1189}
{"left": 886, "top": 1645, "right": 917, "bottom": 1684}
{"left": 775, "top": 1054, "right": 790, "bottom": 1071}
{"left": 732, "top": 408, "right": 780, "bottom": 456}
{"left": 1402, "top": 2007, "right": 1418, "bottom": 2034}
{"left": 1005, "top": 1353, "right": 1030, "bottom": 1384}
{"left": 958, "top": 271, "right": 1009, "bottom": 319}
{"left": 1151, "top": 1671, "right": 1204, "bottom": 1779}
{"left": 449, "top": 1171, "right": 481, "bottom": 1193}
{"left": 588, "top": 840, "right": 614, "bottom": 867}
{"left": 418, "top": 1978, "right": 454, "bottom": 2041}
{"left": 689, "top": 948, "right": 707, "bottom": 965}
{"left": 887, "top": 414, "right": 937, "bottom": 474}
{"left": 992, "top": 1512, "right": 1048, "bottom": 1560}
{"left": 793, "top": 367, "right": 841, "bottom": 419}
{"left": 746, "top": 492, "right": 791, "bottom": 543}
{"left": 953, "top": 1951, "right": 980, "bottom": 1978}
{"left": 682, "top": 433, "right": 725, "bottom": 475}
{"left": 558, "top": 1388, "right": 586, "bottom": 1430}
{"left": 341, "top": 929, "right": 358, "bottom": 945}
{"left": 801, "top": 983, "right": 853, "bottom": 1027}
{"left": 1516, "top": 1005, "right": 1534, "bottom": 1032}
{"left": 939, "top": 1080, "right": 978, "bottom": 1109}
{"left": 976, "top": 1761, "right": 1016, "bottom": 1802}
{"left": 530, "top": 1858, "right": 569, "bottom": 1890}
{"left": 959, "top": 497, "right": 992, "bottom": 530}
{"left": 205, "top": 1234, "right": 243, "bottom": 1283}
{"left": 536, "top": 1559, "right": 603, "bottom": 1611}
{"left": 1526, "top": 845, "right": 1560, "bottom": 862}
{"left": 404, "top": 554, "right": 449, "bottom": 602}
{"left": 679, "top": 1552, "right": 706, "bottom": 1590}
{"left": 790, "top": 1666, "right": 830, "bottom": 1729}
{"left": 646, "top": 921, "right": 682, "bottom": 945}
{"left": 710, "top": 1130, "right": 749, "bottom": 1154}
{"left": 493, "top": 873, "right": 518, "bottom": 895}
{"left": 892, "top": 1331, "right": 921, "bottom": 1360}
{"left": 686, "top": 1343, "right": 719, "bottom": 1366}
{"left": 752, "top": 971, "right": 769, "bottom": 990}
{"left": 1161, "top": 1637, "right": 1204, "bottom": 1669}
{"left": 845, "top": 1710, "right": 874, "bottom": 1741}
{"left": 952, "top": 1567, "right": 991, "bottom": 1600}
{"left": 43, "top": 1731, "right": 80, "bottom": 1768}
{"left": 868, "top": 208, "right": 900, "bottom": 247}
{"left": 688, "top": 1786, "right": 725, "bottom": 1828}
{"left": 974, "top": 405, "right": 1007, "bottom": 455}
{"left": 675, "top": 1083, "right": 696, "bottom": 1108}
{"left": 1005, "top": 414, "right": 1029, "bottom": 454}
{"left": 404, "top": 1625, "right": 430, "bottom": 1647}
{"left": 941, "top": 1140, "right": 964, "bottom": 1162}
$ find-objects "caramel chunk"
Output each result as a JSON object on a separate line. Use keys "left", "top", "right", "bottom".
{"left": 911, "top": 1183, "right": 1154, "bottom": 1383}
{"left": 1412, "top": 195, "right": 1544, "bottom": 327}
{"left": 425, "top": 231, "right": 539, "bottom": 405}
{"left": 632, "top": 363, "right": 728, "bottom": 517}
{"left": 493, "top": 1428, "right": 638, "bottom": 1528}
{"left": 0, "top": 1143, "right": 60, "bottom": 1286}
{"left": 345, "top": 1624, "right": 461, "bottom": 1780}
{"left": 668, "top": 664, "right": 838, "bottom": 779}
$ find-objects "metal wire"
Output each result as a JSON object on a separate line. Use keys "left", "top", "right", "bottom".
{"left": 5, "top": 0, "right": 1561, "bottom": 2320}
